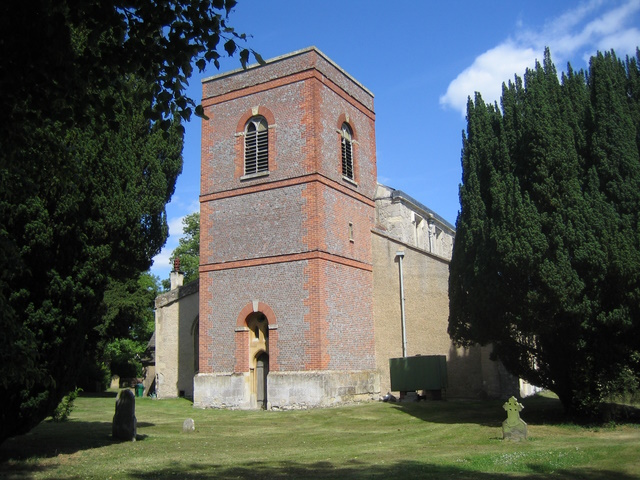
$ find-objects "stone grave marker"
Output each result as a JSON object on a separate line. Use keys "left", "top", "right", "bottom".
{"left": 502, "top": 396, "right": 527, "bottom": 441}
{"left": 183, "top": 418, "right": 195, "bottom": 433}
{"left": 112, "top": 389, "right": 137, "bottom": 441}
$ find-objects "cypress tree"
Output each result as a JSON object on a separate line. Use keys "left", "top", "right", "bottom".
{"left": 0, "top": 78, "right": 183, "bottom": 442}
{"left": 449, "top": 49, "right": 640, "bottom": 416}
{"left": 449, "top": 94, "right": 498, "bottom": 345}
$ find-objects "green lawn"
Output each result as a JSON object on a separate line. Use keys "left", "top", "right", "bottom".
{"left": 1, "top": 392, "right": 639, "bottom": 479}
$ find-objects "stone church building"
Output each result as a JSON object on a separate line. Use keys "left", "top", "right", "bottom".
{"left": 154, "top": 47, "right": 518, "bottom": 409}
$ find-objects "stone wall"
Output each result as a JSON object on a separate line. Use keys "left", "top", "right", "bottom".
{"left": 194, "top": 370, "right": 379, "bottom": 409}
{"left": 154, "top": 279, "right": 199, "bottom": 399}
{"left": 372, "top": 230, "right": 455, "bottom": 395}
{"left": 372, "top": 185, "right": 517, "bottom": 398}
{"left": 375, "top": 184, "right": 454, "bottom": 260}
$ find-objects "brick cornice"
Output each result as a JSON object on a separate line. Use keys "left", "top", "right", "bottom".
{"left": 200, "top": 172, "right": 375, "bottom": 207}
{"left": 199, "top": 250, "right": 373, "bottom": 273}
{"left": 203, "top": 69, "right": 375, "bottom": 121}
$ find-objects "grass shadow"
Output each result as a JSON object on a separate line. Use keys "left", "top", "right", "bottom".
{"left": 0, "top": 418, "right": 154, "bottom": 463}
{"left": 0, "top": 421, "right": 113, "bottom": 461}
{"left": 390, "top": 392, "right": 640, "bottom": 428}
{"left": 126, "top": 459, "right": 640, "bottom": 480}
{"left": 388, "top": 398, "right": 507, "bottom": 427}
{"left": 0, "top": 461, "right": 52, "bottom": 480}
{"left": 389, "top": 393, "right": 566, "bottom": 427}
{"left": 519, "top": 393, "right": 640, "bottom": 425}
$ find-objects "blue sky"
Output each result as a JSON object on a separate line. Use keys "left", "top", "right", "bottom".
{"left": 150, "top": 0, "right": 640, "bottom": 281}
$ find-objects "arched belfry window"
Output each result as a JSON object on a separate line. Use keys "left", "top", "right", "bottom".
{"left": 340, "top": 122, "right": 354, "bottom": 180}
{"left": 245, "top": 116, "right": 269, "bottom": 175}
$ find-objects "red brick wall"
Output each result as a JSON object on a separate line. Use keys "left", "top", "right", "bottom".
{"left": 200, "top": 262, "right": 309, "bottom": 373}
{"left": 199, "top": 48, "right": 377, "bottom": 375}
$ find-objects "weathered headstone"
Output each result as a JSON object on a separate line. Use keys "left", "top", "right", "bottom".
{"left": 183, "top": 418, "right": 195, "bottom": 433}
{"left": 112, "top": 389, "right": 137, "bottom": 441}
{"left": 502, "top": 396, "right": 527, "bottom": 441}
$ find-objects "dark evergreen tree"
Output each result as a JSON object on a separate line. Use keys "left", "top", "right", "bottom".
{"left": 0, "top": 77, "right": 183, "bottom": 442}
{"left": 0, "top": 0, "right": 258, "bottom": 443}
{"left": 449, "top": 48, "right": 640, "bottom": 417}
{"left": 0, "top": 1, "right": 261, "bottom": 138}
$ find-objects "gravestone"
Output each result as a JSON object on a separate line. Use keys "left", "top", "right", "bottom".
{"left": 183, "top": 418, "right": 195, "bottom": 433}
{"left": 502, "top": 396, "right": 527, "bottom": 441}
{"left": 112, "top": 389, "right": 137, "bottom": 441}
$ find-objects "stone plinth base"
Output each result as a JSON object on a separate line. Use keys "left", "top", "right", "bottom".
{"left": 194, "top": 373, "right": 249, "bottom": 409}
{"left": 193, "top": 370, "right": 380, "bottom": 410}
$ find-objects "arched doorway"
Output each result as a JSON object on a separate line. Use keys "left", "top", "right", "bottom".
{"left": 255, "top": 352, "right": 269, "bottom": 408}
{"left": 247, "top": 312, "right": 269, "bottom": 409}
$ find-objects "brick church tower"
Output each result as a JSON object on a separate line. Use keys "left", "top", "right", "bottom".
{"left": 195, "top": 47, "right": 379, "bottom": 408}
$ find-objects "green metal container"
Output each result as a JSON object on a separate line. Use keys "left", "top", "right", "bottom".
{"left": 135, "top": 383, "right": 144, "bottom": 398}
{"left": 389, "top": 355, "right": 447, "bottom": 392}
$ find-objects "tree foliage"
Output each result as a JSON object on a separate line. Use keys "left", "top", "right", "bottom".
{"left": 97, "top": 272, "right": 161, "bottom": 379}
{"left": 0, "top": 1, "right": 255, "bottom": 443}
{"left": 0, "top": 77, "right": 183, "bottom": 442}
{"left": 164, "top": 212, "right": 200, "bottom": 289}
{"left": 0, "top": 0, "right": 262, "bottom": 135}
{"left": 449, "top": 48, "right": 640, "bottom": 417}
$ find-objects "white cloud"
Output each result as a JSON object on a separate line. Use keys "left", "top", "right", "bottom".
{"left": 550, "top": 0, "right": 640, "bottom": 59}
{"left": 151, "top": 246, "right": 173, "bottom": 275}
{"left": 592, "top": 27, "right": 640, "bottom": 59}
{"left": 439, "top": 43, "right": 538, "bottom": 117}
{"left": 441, "top": 0, "right": 640, "bottom": 117}
{"left": 150, "top": 200, "right": 200, "bottom": 279}
{"left": 149, "top": 214, "right": 188, "bottom": 279}
{"left": 167, "top": 214, "right": 187, "bottom": 238}
{"left": 186, "top": 199, "right": 200, "bottom": 213}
